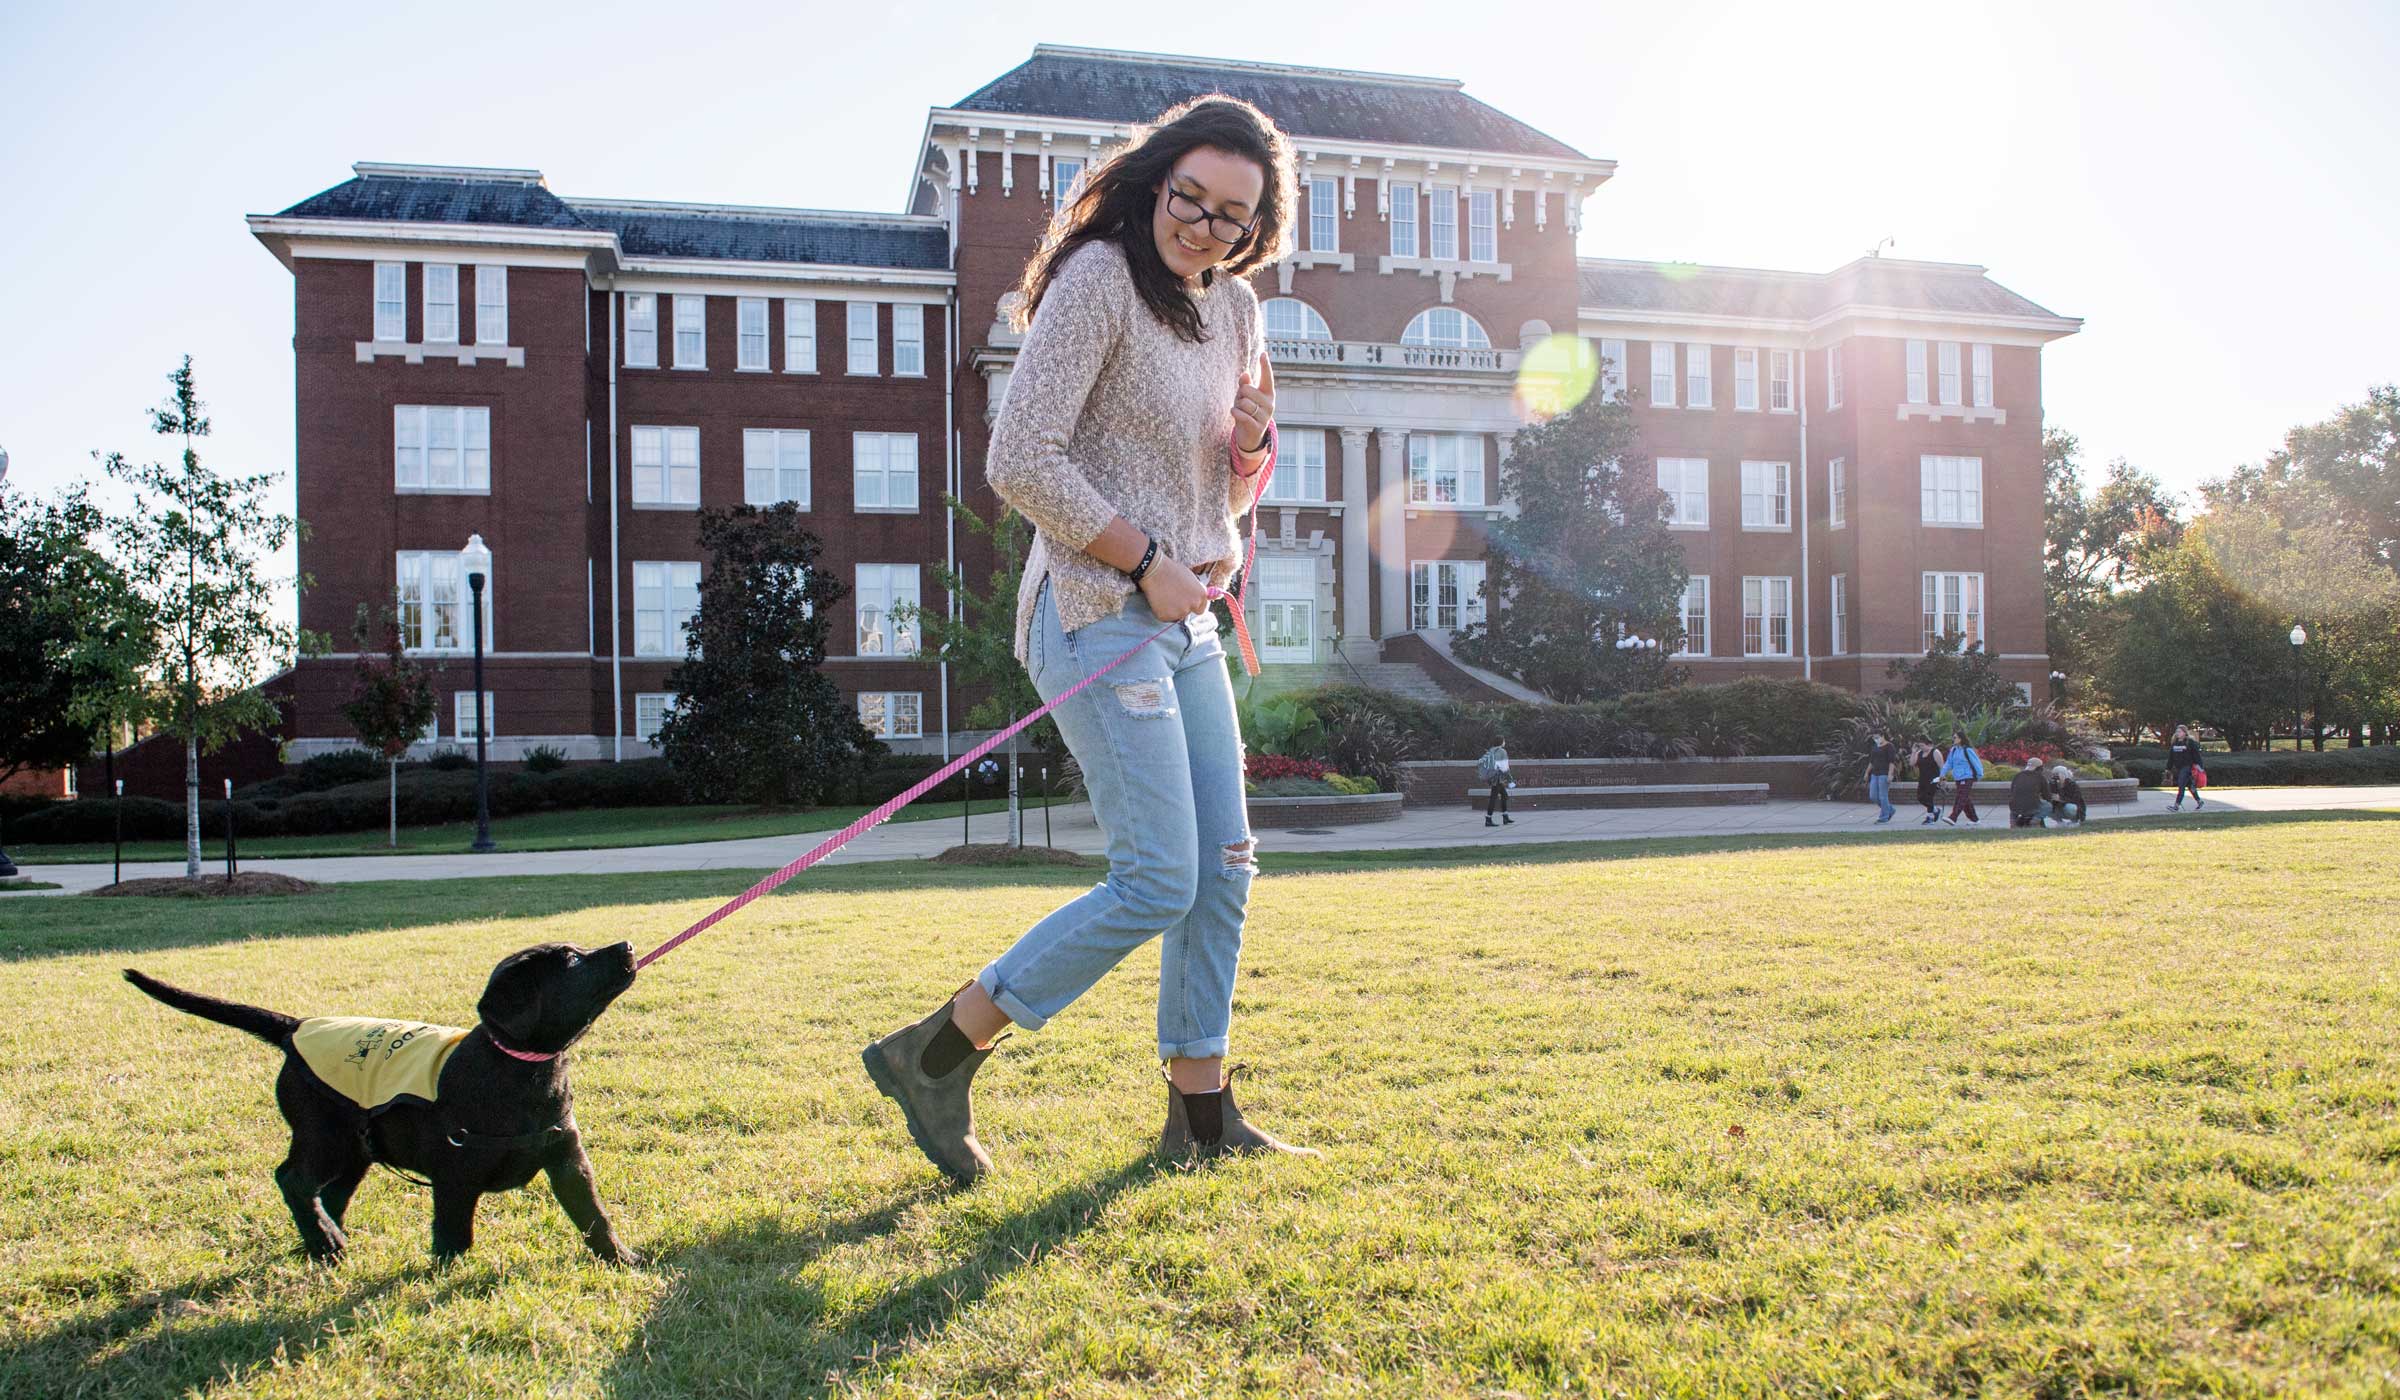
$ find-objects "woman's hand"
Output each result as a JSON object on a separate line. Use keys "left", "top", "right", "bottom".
{"left": 1233, "top": 350, "right": 1275, "bottom": 464}
{"left": 1139, "top": 555, "right": 1213, "bottom": 622}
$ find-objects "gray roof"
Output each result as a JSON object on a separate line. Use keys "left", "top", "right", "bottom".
{"left": 953, "top": 47, "right": 1587, "bottom": 161}
{"left": 275, "top": 170, "right": 947, "bottom": 271}
{"left": 1579, "top": 257, "right": 2068, "bottom": 323}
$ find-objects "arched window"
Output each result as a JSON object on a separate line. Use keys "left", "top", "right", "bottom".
{"left": 1263, "top": 297, "right": 1332, "bottom": 341}
{"left": 1401, "top": 307, "right": 1491, "bottom": 349}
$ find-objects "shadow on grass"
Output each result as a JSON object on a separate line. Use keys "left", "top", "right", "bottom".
{"left": 599, "top": 1157, "right": 1163, "bottom": 1399}
{"left": 9, "top": 807, "right": 2393, "bottom": 964}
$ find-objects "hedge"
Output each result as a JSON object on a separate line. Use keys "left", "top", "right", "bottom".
{"left": 1296, "top": 678, "right": 1865, "bottom": 762}
{"left": 2121, "top": 746, "right": 2400, "bottom": 788}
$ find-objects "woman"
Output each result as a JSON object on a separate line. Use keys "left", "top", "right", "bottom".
{"left": 1914, "top": 741, "right": 1943, "bottom": 824}
{"left": 862, "top": 97, "right": 1311, "bottom": 1183}
{"left": 1940, "top": 730, "right": 1985, "bottom": 826}
{"left": 2166, "top": 723, "right": 2206, "bottom": 810}
{"left": 1480, "top": 741, "right": 1515, "bottom": 827}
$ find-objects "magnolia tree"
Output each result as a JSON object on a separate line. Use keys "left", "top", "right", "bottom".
{"left": 341, "top": 603, "right": 438, "bottom": 846}
{"left": 102, "top": 359, "right": 319, "bottom": 877}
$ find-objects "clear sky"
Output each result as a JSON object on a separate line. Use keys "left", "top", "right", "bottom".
{"left": 4, "top": 0, "right": 2395, "bottom": 531}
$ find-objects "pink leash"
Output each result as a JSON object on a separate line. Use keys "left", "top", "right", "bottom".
{"left": 636, "top": 438, "right": 1276, "bottom": 970}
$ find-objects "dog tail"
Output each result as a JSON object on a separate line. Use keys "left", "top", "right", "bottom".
{"left": 123, "top": 969, "right": 299, "bottom": 1045}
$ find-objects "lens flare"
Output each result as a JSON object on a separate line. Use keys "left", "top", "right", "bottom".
{"left": 1514, "top": 333, "right": 1600, "bottom": 420}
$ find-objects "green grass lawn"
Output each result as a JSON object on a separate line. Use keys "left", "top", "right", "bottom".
{"left": 15, "top": 795, "right": 1072, "bottom": 865}
{"left": 3, "top": 815, "right": 2397, "bottom": 1396}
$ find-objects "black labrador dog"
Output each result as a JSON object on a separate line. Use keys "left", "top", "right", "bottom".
{"left": 125, "top": 941, "right": 640, "bottom": 1265}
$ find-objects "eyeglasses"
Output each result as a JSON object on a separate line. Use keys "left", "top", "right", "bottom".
{"left": 1163, "top": 187, "right": 1256, "bottom": 247}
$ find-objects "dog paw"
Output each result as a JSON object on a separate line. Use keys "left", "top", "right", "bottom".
{"left": 592, "top": 1240, "right": 643, "bottom": 1268}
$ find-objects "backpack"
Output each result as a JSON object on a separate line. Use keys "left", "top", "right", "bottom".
{"left": 1477, "top": 748, "right": 1501, "bottom": 785}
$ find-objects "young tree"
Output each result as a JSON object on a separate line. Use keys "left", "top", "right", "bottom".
{"left": 911, "top": 496, "right": 1064, "bottom": 842}
{"left": 1453, "top": 392, "right": 1686, "bottom": 702}
{"left": 340, "top": 603, "right": 438, "bottom": 846}
{"left": 0, "top": 485, "right": 147, "bottom": 787}
{"left": 102, "top": 359, "right": 319, "bottom": 878}
{"left": 657, "top": 502, "right": 877, "bottom": 806}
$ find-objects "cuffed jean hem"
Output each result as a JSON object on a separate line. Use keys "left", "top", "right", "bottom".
{"left": 1160, "top": 1035, "right": 1230, "bottom": 1061}
{"left": 976, "top": 966, "right": 1050, "bottom": 1032}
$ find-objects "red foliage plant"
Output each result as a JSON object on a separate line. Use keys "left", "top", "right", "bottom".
{"left": 1245, "top": 754, "right": 1328, "bottom": 782}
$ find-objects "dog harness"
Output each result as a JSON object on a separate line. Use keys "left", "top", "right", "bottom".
{"left": 292, "top": 1016, "right": 470, "bottom": 1112}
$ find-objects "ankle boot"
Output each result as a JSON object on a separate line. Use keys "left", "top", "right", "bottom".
{"left": 1157, "top": 1065, "right": 1320, "bottom": 1163}
{"left": 862, "top": 985, "right": 997, "bottom": 1186}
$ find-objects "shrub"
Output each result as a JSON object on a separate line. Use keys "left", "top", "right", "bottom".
{"left": 1246, "top": 755, "right": 1327, "bottom": 782}
{"left": 1323, "top": 773, "right": 1380, "bottom": 795}
{"left": 2124, "top": 746, "right": 2400, "bottom": 788}
{"left": 1250, "top": 776, "right": 1352, "bottom": 797}
{"left": 1691, "top": 719, "right": 1755, "bottom": 759}
{"left": 1321, "top": 707, "right": 1411, "bottom": 794}
{"left": 421, "top": 747, "right": 474, "bottom": 772}
{"left": 1620, "top": 678, "right": 1863, "bottom": 756}
{"left": 521, "top": 744, "right": 569, "bottom": 774}
{"left": 1980, "top": 742, "right": 2062, "bottom": 769}
{"left": 14, "top": 796, "right": 186, "bottom": 844}
{"left": 1424, "top": 702, "right": 1508, "bottom": 759}
{"left": 1235, "top": 692, "right": 1326, "bottom": 759}
{"left": 1502, "top": 703, "right": 1629, "bottom": 758}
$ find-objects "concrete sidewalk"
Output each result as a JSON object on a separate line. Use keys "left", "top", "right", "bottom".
{"left": 8, "top": 786, "right": 2395, "bottom": 897}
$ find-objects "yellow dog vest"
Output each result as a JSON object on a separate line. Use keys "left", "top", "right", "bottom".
{"left": 292, "top": 1017, "right": 470, "bottom": 1112}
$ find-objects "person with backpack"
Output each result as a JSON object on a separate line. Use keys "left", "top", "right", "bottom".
{"left": 1940, "top": 731, "right": 1985, "bottom": 826}
{"left": 1913, "top": 741, "right": 1943, "bottom": 824}
{"left": 2167, "top": 724, "right": 2206, "bottom": 811}
{"left": 1864, "top": 730, "right": 1899, "bottom": 824}
{"left": 1478, "top": 742, "right": 1515, "bottom": 827}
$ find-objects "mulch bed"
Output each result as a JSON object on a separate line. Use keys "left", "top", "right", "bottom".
{"left": 931, "top": 844, "right": 1099, "bottom": 869}
{"left": 89, "top": 873, "right": 323, "bottom": 898}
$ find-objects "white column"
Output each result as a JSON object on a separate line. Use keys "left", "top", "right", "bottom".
{"left": 1376, "top": 428, "right": 1409, "bottom": 639}
{"left": 1339, "top": 427, "right": 1373, "bottom": 660}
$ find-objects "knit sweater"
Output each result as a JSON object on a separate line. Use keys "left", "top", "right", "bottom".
{"left": 986, "top": 240, "right": 1265, "bottom": 662}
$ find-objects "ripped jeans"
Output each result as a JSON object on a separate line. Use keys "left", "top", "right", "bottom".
{"left": 977, "top": 579, "right": 1255, "bottom": 1060}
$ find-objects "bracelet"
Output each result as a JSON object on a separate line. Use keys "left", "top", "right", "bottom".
{"left": 1233, "top": 422, "right": 1275, "bottom": 478}
{"left": 1128, "top": 536, "right": 1160, "bottom": 586}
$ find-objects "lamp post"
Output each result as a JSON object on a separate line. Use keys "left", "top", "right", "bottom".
{"left": 2049, "top": 669, "right": 2066, "bottom": 704}
{"left": 2289, "top": 623, "right": 2308, "bottom": 754}
{"left": 462, "top": 534, "right": 497, "bottom": 853}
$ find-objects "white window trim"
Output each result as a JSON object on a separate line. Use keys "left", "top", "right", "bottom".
{"left": 1467, "top": 188, "right": 1497, "bottom": 263}
{"left": 1922, "top": 571, "right": 1988, "bottom": 651}
{"left": 1742, "top": 575, "right": 1794, "bottom": 658}
{"left": 737, "top": 297, "right": 770, "bottom": 372}
{"left": 1261, "top": 427, "right": 1329, "bottom": 503}
{"left": 1827, "top": 343, "right": 1845, "bottom": 410}
{"left": 423, "top": 264, "right": 459, "bottom": 345}
{"left": 783, "top": 298, "right": 817, "bottom": 374}
{"left": 632, "top": 560, "right": 702, "bottom": 658}
{"left": 1307, "top": 176, "right": 1340, "bottom": 253}
{"left": 624, "top": 293, "right": 658, "bottom": 368}
{"left": 1739, "top": 460, "right": 1791, "bottom": 532}
{"left": 893, "top": 304, "right": 925, "bottom": 378}
{"left": 1263, "top": 298, "right": 1334, "bottom": 343}
{"left": 1675, "top": 575, "right": 1710, "bottom": 658}
{"left": 1685, "top": 343, "right": 1713, "bottom": 409}
{"left": 1972, "top": 342, "right": 1994, "bottom": 408}
{"left": 855, "top": 564, "right": 922, "bottom": 657}
{"left": 858, "top": 691, "right": 924, "bottom": 739}
{"left": 1657, "top": 457, "right": 1709, "bottom": 531}
{"left": 394, "top": 550, "right": 492, "bottom": 656}
{"left": 1400, "top": 307, "right": 1491, "bottom": 350}
{"left": 631, "top": 425, "right": 702, "bottom": 509}
{"left": 1599, "top": 337, "right": 1626, "bottom": 402}
{"left": 1831, "top": 574, "right": 1849, "bottom": 656}
{"left": 474, "top": 265, "right": 507, "bottom": 346}
{"left": 847, "top": 302, "right": 879, "bottom": 376}
{"left": 453, "top": 690, "right": 498, "bottom": 743}
{"left": 374, "top": 262, "right": 406, "bottom": 342}
{"left": 742, "top": 428, "right": 812, "bottom": 508}
{"left": 1828, "top": 457, "right": 1847, "bottom": 530}
{"left": 1409, "top": 558, "right": 1487, "bottom": 632}
{"left": 1427, "top": 184, "right": 1458, "bottom": 261}
{"left": 1404, "top": 433, "right": 1488, "bottom": 509}
{"left": 672, "top": 294, "right": 706, "bottom": 370}
{"left": 1733, "top": 348, "right": 1760, "bottom": 412}
{"left": 1906, "top": 339, "right": 1929, "bottom": 405}
{"left": 393, "top": 405, "right": 493, "bottom": 495}
{"left": 1649, "top": 341, "right": 1677, "bottom": 408}
{"left": 852, "top": 432, "right": 920, "bottom": 513}
{"left": 1938, "top": 340, "right": 1963, "bottom": 406}
{"left": 1388, "top": 182, "right": 1418, "bottom": 258}
{"left": 1919, "top": 454, "right": 1985, "bottom": 528}
{"left": 634, "top": 692, "right": 678, "bottom": 743}
{"left": 1769, "top": 349, "right": 1794, "bottom": 413}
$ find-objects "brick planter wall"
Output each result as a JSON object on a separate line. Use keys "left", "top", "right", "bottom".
{"left": 1247, "top": 792, "right": 1405, "bottom": 828}
{"left": 1890, "top": 776, "right": 2140, "bottom": 809}
{"left": 1400, "top": 756, "right": 1824, "bottom": 806}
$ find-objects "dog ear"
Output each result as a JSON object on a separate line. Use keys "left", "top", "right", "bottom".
{"left": 477, "top": 957, "right": 547, "bottom": 1046}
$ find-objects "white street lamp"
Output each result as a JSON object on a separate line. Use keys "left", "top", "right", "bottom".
{"left": 460, "top": 534, "right": 496, "bottom": 852}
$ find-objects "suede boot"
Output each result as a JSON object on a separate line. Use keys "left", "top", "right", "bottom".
{"left": 1157, "top": 1065, "right": 1320, "bottom": 1163}
{"left": 862, "top": 985, "right": 997, "bottom": 1186}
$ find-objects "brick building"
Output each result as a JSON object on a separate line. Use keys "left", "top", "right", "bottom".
{"left": 252, "top": 44, "right": 2077, "bottom": 761}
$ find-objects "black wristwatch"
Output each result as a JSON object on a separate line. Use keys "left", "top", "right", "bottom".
{"left": 1128, "top": 535, "right": 1160, "bottom": 586}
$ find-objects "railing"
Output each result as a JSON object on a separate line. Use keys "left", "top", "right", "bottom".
{"left": 1266, "top": 338, "right": 1517, "bottom": 373}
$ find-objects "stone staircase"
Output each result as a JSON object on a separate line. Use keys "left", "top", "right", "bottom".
{"left": 1242, "top": 661, "right": 1452, "bottom": 704}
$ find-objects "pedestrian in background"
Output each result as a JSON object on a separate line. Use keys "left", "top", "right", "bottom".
{"left": 1941, "top": 731, "right": 1985, "bottom": 826}
{"left": 1865, "top": 730, "right": 1898, "bottom": 824}
{"left": 1913, "top": 741, "right": 1943, "bottom": 824}
{"left": 1479, "top": 742, "right": 1515, "bottom": 827}
{"left": 2167, "top": 724, "right": 2206, "bottom": 811}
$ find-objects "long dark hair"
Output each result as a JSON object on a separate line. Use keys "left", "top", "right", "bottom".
{"left": 1012, "top": 95, "right": 1294, "bottom": 344}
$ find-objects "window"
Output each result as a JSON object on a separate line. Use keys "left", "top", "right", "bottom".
{"left": 1410, "top": 560, "right": 1487, "bottom": 631}
{"left": 1052, "top": 156, "right": 1084, "bottom": 201}
{"left": 423, "top": 264, "right": 459, "bottom": 343}
{"left": 1389, "top": 182, "right": 1418, "bottom": 257}
{"left": 1972, "top": 343, "right": 1993, "bottom": 407}
{"left": 1829, "top": 457, "right": 1847, "bottom": 528}
{"left": 737, "top": 298, "right": 769, "bottom": 370}
{"left": 1770, "top": 350, "right": 1793, "bottom": 411}
{"left": 1831, "top": 573, "right": 1849, "bottom": 655}
{"left": 1428, "top": 185, "right": 1457, "bottom": 259}
{"left": 893, "top": 304, "right": 925, "bottom": 376}
{"left": 1401, "top": 308, "right": 1490, "bottom": 349}
{"left": 394, "top": 406, "right": 491, "bottom": 492}
{"left": 1599, "top": 338, "right": 1626, "bottom": 401}
{"left": 1263, "top": 428, "right": 1327, "bottom": 502}
{"left": 1467, "top": 189, "right": 1496, "bottom": 262}
{"left": 1650, "top": 341, "right": 1676, "bottom": 406}
{"left": 859, "top": 691, "right": 924, "bottom": 739}
{"left": 635, "top": 692, "right": 677, "bottom": 742}
{"left": 633, "top": 561, "right": 700, "bottom": 657}
{"left": 624, "top": 293, "right": 657, "bottom": 367}
{"left": 1308, "top": 176, "right": 1338, "bottom": 251}
{"left": 1906, "top": 339, "right": 1928, "bottom": 404}
{"left": 374, "top": 262, "right": 406, "bottom": 341}
{"left": 1828, "top": 343, "right": 1845, "bottom": 409}
{"left": 1923, "top": 571, "right": 1986, "bottom": 650}
{"left": 453, "top": 691, "right": 496, "bottom": 742}
{"left": 1938, "top": 341, "right": 1962, "bottom": 405}
{"left": 1685, "top": 344, "right": 1713, "bottom": 409}
{"left": 853, "top": 432, "right": 919, "bottom": 511}
{"left": 475, "top": 265, "right": 507, "bottom": 345}
{"left": 742, "top": 429, "right": 810, "bottom": 507}
{"left": 1920, "top": 454, "right": 1984, "bottom": 525}
{"left": 631, "top": 426, "right": 700, "bottom": 507}
{"left": 847, "top": 302, "right": 878, "bottom": 375}
{"left": 673, "top": 294, "right": 705, "bottom": 369}
{"left": 1263, "top": 297, "right": 1332, "bottom": 342}
{"left": 1733, "top": 348, "right": 1760, "bottom": 411}
{"left": 1676, "top": 577, "right": 1710, "bottom": 657}
{"left": 1406, "top": 433, "right": 1486, "bottom": 507}
{"left": 1740, "top": 460, "right": 1790, "bottom": 530}
{"left": 855, "top": 564, "right": 921, "bottom": 656}
{"left": 1742, "top": 576, "right": 1793, "bottom": 657}
{"left": 1656, "top": 458, "right": 1709, "bottom": 528}
{"left": 394, "top": 551, "right": 489, "bottom": 653}
{"left": 783, "top": 298, "right": 816, "bottom": 373}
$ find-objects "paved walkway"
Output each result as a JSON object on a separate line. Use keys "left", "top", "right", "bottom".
{"left": 8, "top": 786, "right": 2395, "bottom": 897}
